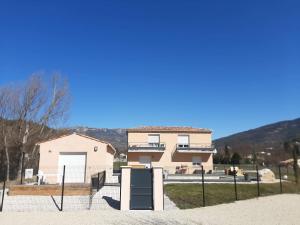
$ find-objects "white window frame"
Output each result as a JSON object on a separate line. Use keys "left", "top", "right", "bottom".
{"left": 192, "top": 156, "right": 202, "bottom": 166}
{"left": 177, "top": 135, "right": 190, "bottom": 148}
{"left": 148, "top": 134, "right": 160, "bottom": 147}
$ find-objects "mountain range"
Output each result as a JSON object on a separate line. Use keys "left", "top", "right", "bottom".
{"left": 71, "top": 127, "right": 127, "bottom": 153}
{"left": 213, "top": 118, "right": 300, "bottom": 156}
{"left": 71, "top": 118, "right": 300, "bottom": 156}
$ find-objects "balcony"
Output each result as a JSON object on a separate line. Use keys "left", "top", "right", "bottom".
{"left": 128, "top": 142, "right": 166, "bottom": 152}
{"left": 175, "top": 143, "right": 214, "bottom": 153}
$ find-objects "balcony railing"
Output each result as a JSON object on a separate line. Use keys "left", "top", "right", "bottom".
{"left": 176, "top": 143, "right": 214, "bottom": 152}
{"left": 128, "top": 142, "right": 166, "bottom": 152}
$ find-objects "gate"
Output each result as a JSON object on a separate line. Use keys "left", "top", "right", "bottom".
{"left": 130, "top": 168, "right": 153, "bottom": 210}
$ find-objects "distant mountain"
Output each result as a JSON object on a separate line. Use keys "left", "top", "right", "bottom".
{"left": 214, "top": 118, "right": 300, "bottom": 156}
{"left": 70, "top": 127, "right": 127, "bottom": 153}
{"left": 70, "top": 118, "right": 300, "bottom": 157}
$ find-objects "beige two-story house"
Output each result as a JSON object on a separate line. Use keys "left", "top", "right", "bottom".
{"left": 127, "top": 126, "right": 214, "bottom": 174}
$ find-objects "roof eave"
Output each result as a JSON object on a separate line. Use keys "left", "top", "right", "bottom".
{"left": 36, "top": 133, "right": 118, "bottom": 154}
{"left": 127, "top": 129, "right": 212, "bottom": 134}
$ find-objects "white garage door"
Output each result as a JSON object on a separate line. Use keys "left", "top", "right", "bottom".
{"left": 57, "top": 153, "right": 86, "bottom": 183}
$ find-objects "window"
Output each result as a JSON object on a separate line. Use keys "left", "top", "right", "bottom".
{"left": 192, "top": 156, "right": 202, "bottom": 166}
{"left": 148, "top": 134, "right": 160, "bottom": 147}
{"left": 177, "top": 135, "right": 189, "bottom": 148}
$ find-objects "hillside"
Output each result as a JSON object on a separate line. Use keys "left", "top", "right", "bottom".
{"left": 71, "top": 127, "right": 127, "bottom": 153}
{"left": 214, "top": 118, "right": 300, "bottom": 155}
{"left": 70, "top": 118, "right": 300, "bottom": 156}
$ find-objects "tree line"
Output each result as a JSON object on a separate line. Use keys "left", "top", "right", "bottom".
{"left": 213, "top": 146, "right": 242, "bottom": 165}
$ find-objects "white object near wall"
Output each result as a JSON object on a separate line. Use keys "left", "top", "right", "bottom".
{"left": 25, "top": 168, "right": 34, "bottom": 179}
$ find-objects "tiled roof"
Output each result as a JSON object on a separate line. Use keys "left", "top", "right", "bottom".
{"left": 127, "top": 126, "right": 212, "bottom": 133}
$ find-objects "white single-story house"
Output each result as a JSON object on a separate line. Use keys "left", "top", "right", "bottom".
{"left": 37, "top": 133, "right": 116, "bottom": 184}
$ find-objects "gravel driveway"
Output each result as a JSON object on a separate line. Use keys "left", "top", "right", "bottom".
{"left": 0, "top": 194, "right": 299, "bottom": 225}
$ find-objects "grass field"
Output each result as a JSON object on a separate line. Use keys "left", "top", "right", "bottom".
{"left": 113, "top": 161, "right": 127, "bottom": 169}
{"left": 165, "top": 182, "right": 300, "bottom": 209}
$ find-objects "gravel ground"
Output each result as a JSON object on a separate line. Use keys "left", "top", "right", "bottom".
{"left": 0, "top": 194, "right": 299, "bottom": 225}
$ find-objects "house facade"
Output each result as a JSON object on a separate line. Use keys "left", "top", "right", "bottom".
{"left": 127, "top": 126, "right": 214, "bottom": 174}
{"left": 38, "top": 133, "right": 116, "bottom": 184}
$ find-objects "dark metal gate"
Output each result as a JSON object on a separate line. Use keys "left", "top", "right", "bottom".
{"left": 130, "top": 168, "right": 153, "bottom": 210}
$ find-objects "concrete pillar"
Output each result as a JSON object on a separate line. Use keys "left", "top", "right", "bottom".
{"left": 120, "top": 166, "right": 164, "bottom": 211}
{"left": 153, "top": 167, "right": 164, "bottom": 211}
{"left": 120, "top": 166, "right": 131, "bottom": 210}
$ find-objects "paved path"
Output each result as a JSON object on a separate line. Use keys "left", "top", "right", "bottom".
{"left": 0, "top": 194, "right": 299, "bottom": 225}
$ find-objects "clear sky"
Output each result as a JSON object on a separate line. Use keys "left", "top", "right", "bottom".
{"left": 0, "top": 0, "right": 299, "bottom": 139}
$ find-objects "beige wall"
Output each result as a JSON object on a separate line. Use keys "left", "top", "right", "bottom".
{"left": 120, "top": 167, "right": 131, "bottom": 210}
{"left": 153, "top": 167, "right": 164, "bottom": 211}
{"left": 39, "top": 133, "right": 115, "bottom": 184}
{"left": 127, "top": 132, "right": 213, "bottom": 173}
{"left": 128, "top": 132, "right": 211, "bottom": 144}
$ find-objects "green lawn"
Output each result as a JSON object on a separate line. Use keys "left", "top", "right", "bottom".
{"left": 164, "top": 182, "right": 300, "bottom": 209}
{"left": 113, "top": 161, "right": 127, "bottom": 169}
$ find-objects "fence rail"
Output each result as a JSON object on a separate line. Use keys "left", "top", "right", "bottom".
{"left": 91, "top": 171, "right": 106, "bottom": 192}
{"left": 0, "top": 163, "right": 299, "bottom": 212}
{"left": 128, "top": 142, "right": 166, "bottom": 151}
{"left": 0, "top": 164, "right": 120, "bottom": 212}
{"left": 163, "top": 164, "right": 300, "bottom": 209}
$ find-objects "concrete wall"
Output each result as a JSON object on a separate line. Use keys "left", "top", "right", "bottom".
{"left": 127, "top": 132, "right": 213, "bottom": 173}
{"left": 38, "top": 133, "right": 115, "bottom": 184}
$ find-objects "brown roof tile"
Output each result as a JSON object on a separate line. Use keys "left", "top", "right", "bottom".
{"left": 127, "top": 126, "right": 212, "bottom": 133}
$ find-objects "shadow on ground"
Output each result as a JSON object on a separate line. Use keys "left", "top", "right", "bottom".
{"left": 102, "top": 196, "right": 120, "bottom": 210}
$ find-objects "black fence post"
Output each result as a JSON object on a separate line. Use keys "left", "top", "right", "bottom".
{"left": 104, "top": 170, "right": 106, "bottom": 184}
{"left": 60, "top": 165, "right": 66, "bottom": 211}
{"left": 233, "top": 165, "right": 238, "bottom": 201}
{"left": 279, "top": 165, "right": 283, "bottom": 194}
{"left": 256, "top": 165, "right": 260, "bottom": 197}
{"left": 97, "top": 172, "right": 100, "bottom": 192}
{"left": 20, "top": 152, "right": 25, "bottom": 185}
{"left": 201, "top": 165, "right": 205, "bottom": 207}
{"left": 0, "top": 179, "right": 6, "bottom": 212}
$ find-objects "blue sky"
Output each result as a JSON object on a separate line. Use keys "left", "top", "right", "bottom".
{"left": 0, "top": 0, "right": 300, "bottom": 139}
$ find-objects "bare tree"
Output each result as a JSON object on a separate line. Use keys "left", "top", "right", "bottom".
{"left": 0, "top": 74, "right": 70, "bottom": 181}
{"left": 0, "top": 86, "right": 15, "bottom": 180}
